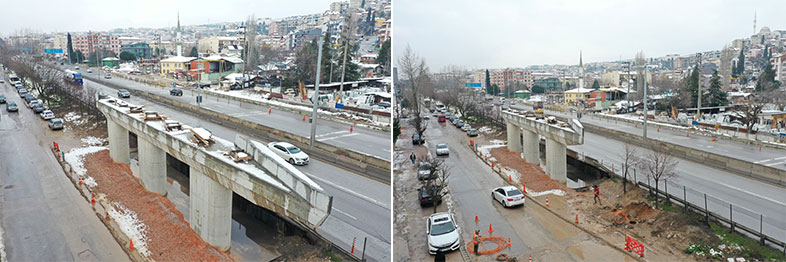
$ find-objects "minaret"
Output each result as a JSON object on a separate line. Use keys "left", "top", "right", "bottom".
{"left": 579, "top": 51, "right": 584, "bottom": 89}
{"left": 753, "top": 11, "right": 757, "bottom": 35}
{"left": 176, "top": 12, "right": 182, "bottom": 56}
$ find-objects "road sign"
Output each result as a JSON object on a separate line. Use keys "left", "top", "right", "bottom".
{"left": 44, "top": 49, "right": 64, "bottom": 54}
{"left": 465, "top": 83, "right": 482, "bottom": 88}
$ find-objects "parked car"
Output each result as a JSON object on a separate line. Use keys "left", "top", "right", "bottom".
{"left": 40, "top": 110, "right": 55, "bottom": 120}
{"left": 491, "top": 186, "right": 526, "bottom": 207}
{"left": 435, "top": 143, "right": 449, "bottom": 156}
{"left": 32, "top": 104, "right": 45, "bottom": 113}
{"left": 87, "top": 68, "right": 93, "bottom": 73}
{"left": 27, "top": 100, "right": 40, "bottom": 109}
{"left": 117, "top": 89, "right": 131, "bottom": 98}
{"left": 426, "top": 212, "right": 461, "bottom": 255}
{"left": 461, "top": 124, "right": 471, "bottom": 131}
{"left": 74, "top": 66, "right": 80, "bottom": 70}
{"left": 47, "top": 118, "right": 64, "bottom": 130}
{"left": 6, "top": 102, "right": 18, "bottom": 112}
{"left": 454, "top": 120, "right": 464, "bottom": 128}
{"left": 105, "top": 73, "right": 112, "bottom": 79}
{"left": 0, "top": 95, "right": 5, "bottom": 104}
{"left": 24, "top": 94, "right": 35, "bottom": 103}
{"left": 437, "top": 114, "right": 446, "bottom": 123}
{"left": 18, "top": 89, "right": 28, "bottom": 97}
{"left": 0, "top": 79, "right": 4, "bottom": 83}
{"left": 267, "top": 142, "right": 309, "bottom": 165}
{"left": 417, "top": 162, "right": 433, "bottom": 180}
{"left": 170, "top": 88, "right": 183, "bottom": 96}
{"left": 418, "top": 185, "right": 441, "bottom": 207}
{"left": 467, "top": 129, "right": 479, "bottom": 137}
{"left": 412, "top": 132, "right": 425, "bottom": 145}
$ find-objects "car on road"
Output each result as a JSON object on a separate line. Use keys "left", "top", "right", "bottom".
{"left": 32, "top": 104, "right": 45, "bottom": 113}
{"left": 418, "top": 185, "right": 441, "bottom": 207}
{"left": 48, "top": 118, "right": 64, "bottom": 130}
{"left": 426, "top": 212, "right": 461, "bottom": 255}
{"left": 0, "top": 79, "right": 4, "bottom": 84}
{"left": 453, "top": 120, "right": 463, "bottom": 128}
{"left": 105, "top": 73, "right": 112, "bottom": 79}
{"left": 467, "top": 128, "right": 479, "bottom": 137}
{"left": 6, "top": 102, "right": 18, "bottom": 112}
{"left": 376, "top": 101, "right": 391, "bottom": 108}
{"left": 461, "top": 123, "right": 471, "bottom": 131}
{"left": 170, "top": 88, "right": 183, "bottom": 96}
{"left": 437, "top": 114, "right": 446, "bottom": 123}
{"left": 18, "top": 88, "right": 28, "bottom": 97}
{"left": 0, "top": 95, "right": 5, "bottom": 104}
{"left": 87, "top": 68, "right": 93, "bottom": 73}
{"left": 117, "top": 89, "right": 131, "bottom": 98}
{"left": 267, "top": 142, "right": 309, "bottom": 165}
{"left": 75, "top": 66, "right": 80, "bottom": 70}
{"left": 417, "top": 162, "right": 433, "bottom": 180}
{"left": 435, "top": 143, "right": 449, "bottom": 156}
{"left": 40, "top": 110, "right": 55, "bottom": 120}
{"left": 491, "top": 186, "right": 526, "bottom": 207}
{"left": 412, "top": 132, "right": 425, "bottom": 145}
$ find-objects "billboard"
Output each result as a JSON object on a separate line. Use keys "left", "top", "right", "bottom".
{"left": 44, "top": 49, "right": 64, "bottom": 54}
{"left": 465, "top": 83, "right": 482, "bottom": 88}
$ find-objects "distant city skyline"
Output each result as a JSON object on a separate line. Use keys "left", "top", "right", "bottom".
{"left": 0, "top": 0, "right": 337, "bottom": 35}
{"left": 394, "top": 0, "right": 786, "bottom": 70}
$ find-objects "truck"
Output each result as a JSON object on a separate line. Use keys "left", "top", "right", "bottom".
{"left": 64, "top": 70, "right": 83, "bottom": 85}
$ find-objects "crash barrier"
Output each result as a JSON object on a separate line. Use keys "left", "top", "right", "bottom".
{"left": 624, "top": 233, "right": 645, "bottom": 258}
{"left": 572, "top": 119, "right": 786, "bottom": 187}
{"left": 83, "top": 74, "right": 390, "bottom": 184}
{"left": 578, "top": 151, "right": 786, "bottom": 253}
{"left": 465, "top": 235, "right": 511, "bottom": 255}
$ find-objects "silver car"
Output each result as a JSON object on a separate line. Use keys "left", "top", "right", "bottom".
{"left": 435, "top": 143, "right": 449, "bottom": 156}
{"left": 48, "top": 118, "right": 64, "bottom": 130}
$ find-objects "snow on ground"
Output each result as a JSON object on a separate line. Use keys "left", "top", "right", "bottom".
{"left": 108, "top": 202, "right": 151, "bottom": 257}
{"left": 528, "top": 189, "right": 567, "bottom": 197}
{"left": 0, "top": 221, "right": 6, "bottom": 262}
{"left": 63, "top": 112, "right": 88, "bottom": 126}
{"left": 65, "top": 146, "right": 108, "bottom": 176}
{"left": 478, "top": 126, "right": 494, "bottom": 134}
{"left": 83, "top": 176, "right": 98, "bottom": 189}
{"left": 488, "top": 139, "right": 505, "bottom": 145}
{"left": 81, "top": 136, "right": 106, "bottom": 146}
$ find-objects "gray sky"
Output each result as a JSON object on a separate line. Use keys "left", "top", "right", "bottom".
{"left": 394, "top": 0, "right": 786, "bottom": 70}
{"left": 0, "top": 0, "right": 335, "bottom": 35}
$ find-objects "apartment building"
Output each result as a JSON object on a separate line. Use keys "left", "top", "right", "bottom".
{"left": 74, "top": 33, "right": 121, "bottom": 55}
{"left": 490, "top": 69, "right": 534, "bottom": 90}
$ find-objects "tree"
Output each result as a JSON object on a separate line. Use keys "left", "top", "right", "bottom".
{"left": 294, "top": 39, "right": 319, "bottom": 85}
{"left": 592, "top": 79, "right": 600, "bottom": 89}
{"left": 398, "top": 45, "right": 430, "bottom": 135}
{"left": 320, "top": 32, "right": 334, "bottom": 84}
{"left": 393, "top": 118, "right": 400, "bottom": 145}
{"left": 244, "top": 15, "right": 260, "bottom": 78}
{"left": 532, "top": 85, "right": 545, "bottom": 94}
{"left": 421, "top": 157, "right": 451, "bottom": 213}
{"left": 637, "top": 142, "right": 678, "bottom": 208}
{"left": 258, "top": 42, "right": 280, "bottom": 65}
{"left": 756, "top": 60, "right": 780, "bottom": 92}
{"left": 72, "top": 51, "right": 85, "bottom": 64}
{"left": 119, "top": 51, "right": 137, "bottom": 61}
{"left": 67, "top": 33, "right": 75, "bottom": 63}
{"left": 485, "top": 69, "right": 491, "bottom": 94}
{"left": 189, "top": 46, "right": 198, "bottom": 57}
{"left": 377, "top": 39, "right": 391, "bottom": 75}
{"left": 680, "top": 65, "right": 701, "bottom": 108}
{"left": 736, "top": 48, "right": 745, "bottom": 80}
{"left": 620, "top": 143, "right": 640, "bottom": 194}
{"left": 491, "top": 84, "right": 500, "bottom": 96}
{"left": 707, "top": 70, "right": 728, "bottom": 107}
{"left": 335, "top": 36, "right": 360, "bottom": 83}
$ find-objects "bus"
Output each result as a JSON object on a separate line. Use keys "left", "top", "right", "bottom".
{"left": 64, "top": 70, "right": 83, "bottom": 85}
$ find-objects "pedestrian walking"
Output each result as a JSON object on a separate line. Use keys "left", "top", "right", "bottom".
{"left": 593, "top": 185, "right": 601, "bottom": 204}
{"left": 473, "top": 230, "right": 481, "bottom": 256}
{"left": 410, "top": 152, "right": 416, "bottom": 164}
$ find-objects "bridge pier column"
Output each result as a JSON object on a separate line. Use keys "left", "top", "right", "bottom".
{"left": 507, "top": 122, "right": 521, "bottom": 153}
{"left": 522, "top": 129, "right": 540, "bottom": 165}
{"left": 107, "top": 119, "right": 129, "bottom": 164}
{"left": 189, "top": 166, "right": 232, "bottom": 251}
{"left": 138, "top": 137, "right": 167, "bottom": 196}
{"left": 545, "top": 139, "right": 567, "bottom": 183}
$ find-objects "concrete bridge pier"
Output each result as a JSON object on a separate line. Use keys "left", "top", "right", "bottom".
{"left": 189, "top": 166, "right": 232, "bottom": 251}
{"left": 107, "top": 119, "right": 129, "bottom": 164}
{"left": 506, "top": 122, "right": 521, "bottom": 153}
{"left": 138, "top": 137, "right": 167, "bottom": 196}
{"left": 521, "top": 129, "right": 540, "bottom": 165}
{"left": 545, "top": 139, "right": 567, "bottom": 182}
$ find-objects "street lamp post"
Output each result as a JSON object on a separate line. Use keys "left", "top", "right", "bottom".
{"left": 696, "top": 53, "right": 702, "bottom": 119}
{"left": 641, "top": 62, "right": 649, "bottom": 139}
{"left": 309, "top": 30, "right": 325, "bottom": 148}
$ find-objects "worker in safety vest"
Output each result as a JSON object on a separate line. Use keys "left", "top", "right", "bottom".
{"left": 472, "top": 230, "right": 481, "bottom": 255}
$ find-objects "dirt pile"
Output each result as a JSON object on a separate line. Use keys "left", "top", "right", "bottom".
{"left": 489, "top": 147, "right": 567, "bottom": 192}
{"left": 83, "top": 150, "right": 232, "bottom": 261}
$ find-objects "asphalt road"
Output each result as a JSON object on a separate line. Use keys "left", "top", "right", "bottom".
{"left": 79, "top": 78, "right": 391, "bottom": 261}
{"left": 0, "top": 76, "right": 128, "bottom": 261}
{"left": 421, "top": 116, "right": 625, "bottom": 260}
{"left": 65, "top": 65, "right": 390, "bottom": 160}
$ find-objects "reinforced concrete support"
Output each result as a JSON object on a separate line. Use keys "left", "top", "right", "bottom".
{"left": 521, "top": 129, "right": 540, "bottom": 165}
{"left": 107, "top": 119, "right": 129, "bottom": 164}
{"left": 138, "top": 137, "right": 167, "bottom": 196}
{"left": 189, "top": 166, "right": 232, "bottom": 251}
{"left": 545, "top": 139, "right": 567, "bottom": 183}
{"left": 506, "top": 122, "right": 521, "bottom": 153}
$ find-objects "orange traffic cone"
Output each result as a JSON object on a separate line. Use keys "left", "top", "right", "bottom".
{"left": 268, "top": 108, "right": 271, "bottom": 114}
{"left": 302, "top": 115, "right": 306, "bottom": 121}
{"left": 529, "top": 255, "right": 533, "bottom": 262}
{"left": 129, "top": 239, "right": 134, "bottom": 250}
{"left": 686, "top": 131, "right": 690, "bottom": 137}
{"left": 508, "top": 238, "right": 512, "bottom": 247}
{"left": 79, "top": 177, "right": 82, "bottom": 186}
{"left": 488, "top": 224, "right": 494, "bottom": 234}
{"left": 509, "top": 175, "right": 512, "bottom": 182}
{"left": 546, "top": 197, "right": 549, "bottom": 207}
{"left": 350, "top": 124, "right": 354, "bottom": 133}
{"left": 522, "top": 184, "right": 526, "bottom": 194}
{"left": 91, "top": 193, "right": 95, "bottom": 205}
{"left": 575, "top": 214, "right": 579, "bottom": 224}
{"left": 657, "top": 127, "right": 660, "bottom": 132}
{"left": 475, "top": 216, "right": 479, "bottom": 222}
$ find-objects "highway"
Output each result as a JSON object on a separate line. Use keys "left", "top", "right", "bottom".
{"left": 0, "top": 74, "right": 128, "bottom": 261}
{"left": 78, "top": 76, "right": 391, "bottom": 261}
{"left": 62, "top": 64, "right": 390, "bottom": 160}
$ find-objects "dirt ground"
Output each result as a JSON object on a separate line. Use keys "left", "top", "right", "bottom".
{"left": 488, "top": 147, "right": 568, "bottom": 193}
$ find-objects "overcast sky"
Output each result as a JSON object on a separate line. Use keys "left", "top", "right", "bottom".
{"left": 0, "top": 0, "right": 334, "bottom": 35}
{"left": 394, "top": 0, "right": 786, "bottom": 70}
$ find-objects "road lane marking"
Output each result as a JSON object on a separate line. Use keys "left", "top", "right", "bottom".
{"left": 754, "top": 156, "right": 786, "bottom": 164}
{"left": 304, "top": 172, "right": 389, "bottom": 209}
{"left": 333, "top": 208, "right": 357, "bottom": 220}
{"left": 316, "top": 130, "right": 349, "bottom": 138}
{"left": 318, "top": 133, "right": 358, "bottom": 142}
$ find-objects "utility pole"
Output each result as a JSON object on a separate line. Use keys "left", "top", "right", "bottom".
{"left": 337, "top": 13, "right": 355, "bottom": 103}
{"left": 696, "top": 53, "right": 702, "bottom": 119}
{"left": 309, "top": 30, "right": 325, "bottom": 148}
{"left": 640, "top": 56, "right": 649, "bottom": 139}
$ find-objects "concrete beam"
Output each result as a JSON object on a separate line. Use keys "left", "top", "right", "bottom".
{"left": 522, "top": 129, "right": 540, "bottom": 165}
{"left": 107, "top": 119, "right": 129, "bottom": 164}
{"left": 190, "top": 166, "right": 232, "bottom": 251}
{"left": 502, "top": 110, "right": 583, "bottom": 146}
{"left": 546, "top": 139, "right": 567, "bottom": 183}
{"left": 138, "top": 137, "right": 167, "bottom": 196}
{"left": 506, "top": 122, "right": 521, "bottom": 153}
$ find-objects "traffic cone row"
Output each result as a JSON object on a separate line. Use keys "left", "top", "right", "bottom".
{"left": 546, "top": 197, "right": 549, "bottom": 208}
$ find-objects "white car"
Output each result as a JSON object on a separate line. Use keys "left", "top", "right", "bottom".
{"left": 426, "top": 212, "right": 461, "bottom": 255}
{"left": 435, "top": 143, "right": 449, "bottom": 156}
{"left": 87, "top": 68, "right": 93, "bottom": 73}
{"left": 40, "top": 110, "right": 55, "bottom": 120}
{"left": 492, "top": 186, "right": 526, "bottom": 207}
{"left": 461, "top": 123, "right": 471, "bottom": 131}
{"left": 268, "top": 142, "right": 309, "bottom": 165}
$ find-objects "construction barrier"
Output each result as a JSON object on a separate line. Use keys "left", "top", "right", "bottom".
{"left": 624, "top": 233, "right": 645, "bottom": 258}
{"left": 465, "top": 235, "right": 511, "bottom": 255}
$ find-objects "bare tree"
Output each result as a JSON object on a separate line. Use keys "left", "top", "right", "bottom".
{"left": 637, "top": 142, "right": 678, "bottom": 208}
{"left": 398, "top": 45, "right": 430, "bottom": 135}
{"left": 421, "top": 157, "right": 451, "bottom": 214}
{"left": 634, "top": 52, "right": 646, "bottom": 101}
{"left": 620, "top": 143, "right": 640, "bottom": 194}
{"left": 244, "top": 15, "right": 259, "bottom": 78}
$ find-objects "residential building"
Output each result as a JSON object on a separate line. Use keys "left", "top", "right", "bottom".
{"left": 533, "top": 77, "right": 561, "bottom": 91}
{"left": 74, "top": 33, "right": 121, "bottom": 56}
{"left": 198, "top": 36, "right": 242, "bottom": 55}
{"left": 563, "top": 87, "right": 592, "bottom": 104}
{"left": 118, "top": 36, "right": 143, "bottom": 46}
{"left": 187, "top": 55, "right": 244, "bottom": 82}
{"left": 771, "top": 53, "right": 785, "bottom": 82}
{"left": 160, "top": 56, "right": 196, "bottom": 75}
{"left": 490, "top": 69, "right": 533, "bottom": 91}
{"left": 102, "top": 57, "right": 120, "bottom": 68}
{"left": 121, "top": 42, "right": 153, "bottom": 59}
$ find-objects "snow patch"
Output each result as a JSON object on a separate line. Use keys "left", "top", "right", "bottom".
{"left": 63, "top": 112, "right": 88, "bottom": 126}
{"left": 108, "top": 202, "right": 151, "bottom": 257}
{"left": 81, "top": 136, "right": 106, "bottom": 146}
{"left": 478, "top": 126, "right": 494, "bottom": 134}
{"left": 65, "top": 146, "right": 108, "bottom": 176}
{"left": 83, "top": 176, "right": 98, "bottom": 189}
{"left": 528, "top": 189, "right": 566, "bottom": 197}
